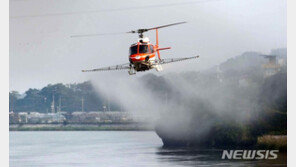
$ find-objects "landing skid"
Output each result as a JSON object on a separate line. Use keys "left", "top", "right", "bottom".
{"left": 128, "top": 67, "right": 136, "bottom": 75}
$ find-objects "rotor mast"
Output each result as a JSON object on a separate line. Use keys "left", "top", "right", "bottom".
{"left": 127, "top": 21, "right": 186, "bottom": 38}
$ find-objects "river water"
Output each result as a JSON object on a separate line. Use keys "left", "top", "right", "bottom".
{"left": 10, "top": 131, "right": 286, "bottom": 167}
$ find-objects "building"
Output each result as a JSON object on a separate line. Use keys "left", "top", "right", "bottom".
{"left": 262, "top": 55, "right": 281, "bottom": 78}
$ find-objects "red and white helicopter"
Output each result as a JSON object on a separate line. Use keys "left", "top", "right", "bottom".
{"left": 73, "top": 22, "right": 199, "bottom": 75}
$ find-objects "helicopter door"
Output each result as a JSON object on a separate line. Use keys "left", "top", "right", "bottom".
{"left": 149, "top": 45, "right": 154, "bottom": 53}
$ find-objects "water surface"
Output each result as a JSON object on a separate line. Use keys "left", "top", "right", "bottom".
{"left": 10, "top": 131, "right": 286, "bottom": 167}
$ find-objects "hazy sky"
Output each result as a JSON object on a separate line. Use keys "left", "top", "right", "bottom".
{"left": 10, "top": 0, "right": 286, "bottom": 93}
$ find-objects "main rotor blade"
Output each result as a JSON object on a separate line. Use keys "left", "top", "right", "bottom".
{"left": 71, "top": 32, "right": 128, "bottom": 38}
{"left": 126, "top": 21, "right": 187, "bottom": 35}
{"left": 71, "top": 21, "right": 186, "bottom": 38}
{"left": 147, "top": 21, "right": 187, "bottom": 30}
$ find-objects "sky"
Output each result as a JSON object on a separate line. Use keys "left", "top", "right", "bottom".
{"left": 10, "top": 0, "right": 287, "bottom": 93}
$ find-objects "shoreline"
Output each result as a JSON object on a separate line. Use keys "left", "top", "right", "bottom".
{"left": 9, "top": 123, "right": 154, "bottom": 131}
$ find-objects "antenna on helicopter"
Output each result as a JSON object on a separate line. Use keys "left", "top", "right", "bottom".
{"left": 71, "top": 21, "right": 186, "bottom": 38}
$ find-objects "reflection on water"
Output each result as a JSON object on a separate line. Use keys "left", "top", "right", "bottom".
{"left": 156, "top": 148, "right": 287, "bottom": 167}
{"left": 10, "top": 131, "right": 286, "bottom": 167}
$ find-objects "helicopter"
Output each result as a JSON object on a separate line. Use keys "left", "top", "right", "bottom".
{"left": 73, "top": 22, "right": 199, "bottom": 75}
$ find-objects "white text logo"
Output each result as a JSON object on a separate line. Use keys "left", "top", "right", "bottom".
{"left": 221, "top": 150, "right": 279, "bottom": 160}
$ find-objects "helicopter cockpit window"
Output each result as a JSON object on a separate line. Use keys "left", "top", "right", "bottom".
{"left": 139, "top": 45, "right": 148, "bottom": 54}
{"left": 129, "top": 45, "right": 138, "bottom": 55}
{"left": 150, "top": 45, "right": 154, "bottom": 53}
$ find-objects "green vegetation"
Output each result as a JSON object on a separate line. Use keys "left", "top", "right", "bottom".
{"left": 257, "top": 135, "right": 287, "bottom": 151}
{"left": 10, "top": 81, "right": 120, "bottom": 112}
